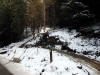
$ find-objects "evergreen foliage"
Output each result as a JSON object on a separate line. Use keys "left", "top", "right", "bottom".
{"left": 0, "top": 0, "right": 26, "bottom": 47}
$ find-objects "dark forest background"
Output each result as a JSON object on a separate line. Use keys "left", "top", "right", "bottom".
{"left": 47, "top": 0, "right": 100, "bottom": 28}
{"left": 0, "top": 0, "right": 100, "bottom": 47}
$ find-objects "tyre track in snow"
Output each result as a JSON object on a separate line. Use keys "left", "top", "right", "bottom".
{"left": 50, "top": 48, "right": 100, "bottom": 75}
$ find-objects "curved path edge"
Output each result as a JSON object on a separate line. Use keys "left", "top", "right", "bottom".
{"left": 0, "top": 56, "right": 38, "bottom": 75}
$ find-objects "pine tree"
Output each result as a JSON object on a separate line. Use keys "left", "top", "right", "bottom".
{"left": 27, "top": 0, "right": 43, "bottom": 35}
{"left": 0, "top": 0, "right": 27, "bottom": 47}
{"left": 53, "top": 0, "right": 95, "bottom": 28}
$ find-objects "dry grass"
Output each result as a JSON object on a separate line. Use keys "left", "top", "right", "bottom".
{"left": 12, "top": 58, "right": 21, "bottom": 63}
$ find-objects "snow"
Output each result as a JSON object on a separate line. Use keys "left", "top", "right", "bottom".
{"left": 55, "top": 45, "right": 62, "bottom": 50}
{"left": 74, "top": 2, "right": 87, "bottom": 8}
{"left": 0, "top": 35, "right": 33, "bottom": 50}
{"left": 0, "top": 56, "right": 39, "bottom": 75}
{"left": 0, "top": 27, "right": 99, "bottom": 75}
{"left": 49, "top": 29, "right": 100, "bottom": 61}
{"left": 0, "top": 47, "right": 96, "bottom": 75}
{"left": 40, "top": 27, "right": 51, "bottom": 33}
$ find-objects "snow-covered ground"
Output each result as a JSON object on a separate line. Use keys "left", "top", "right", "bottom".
{"left": 0, "top": 46, "right": 97, "bottom": 75}
{"left": 49, "top": 29, "right": 100, "bottom": 61}
{"left": 0, "top": 27, "right": 100, "bottom": 75}
{"left": 0, "top": 56, "right": 37, "bottom": 75}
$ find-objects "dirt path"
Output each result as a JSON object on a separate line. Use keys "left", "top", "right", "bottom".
{"left": 51, "top": 48, "right": 100, "bottom": 74}
{"left": 34, "top": 32, "right": 100, "bottom": 72}
{"left": 0, "top": 64, "right": 13, "bottom": 75}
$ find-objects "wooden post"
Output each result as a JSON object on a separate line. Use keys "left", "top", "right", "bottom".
{"left": 50, "top": 49, "right": 53, "bottom": 63}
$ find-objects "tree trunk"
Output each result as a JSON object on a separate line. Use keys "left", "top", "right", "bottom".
{"left": 43, "top": 0, "right": 46, "bottom": 32}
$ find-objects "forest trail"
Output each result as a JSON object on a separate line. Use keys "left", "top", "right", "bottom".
{"left": 51, "top": 48, "right": 100, "bottom": 74}
{"left": 34, "top": 28, "right": 100, "bottom": 73}
{"left": 0, "top": 28, "right": 100, "bottom": 75}
{"left": 19, "top": 28, "right": 100, "bottom": 74}
{"left": 0, "top": 48, "right": 100, "bottom": 75}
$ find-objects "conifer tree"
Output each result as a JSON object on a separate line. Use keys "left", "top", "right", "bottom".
{"left": 0, "top": 0, "right": 27, "bottom": 47}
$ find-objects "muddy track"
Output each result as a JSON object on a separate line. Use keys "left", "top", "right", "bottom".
{"left": 51, "top": 48, "right": 100, "bottom": 73}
